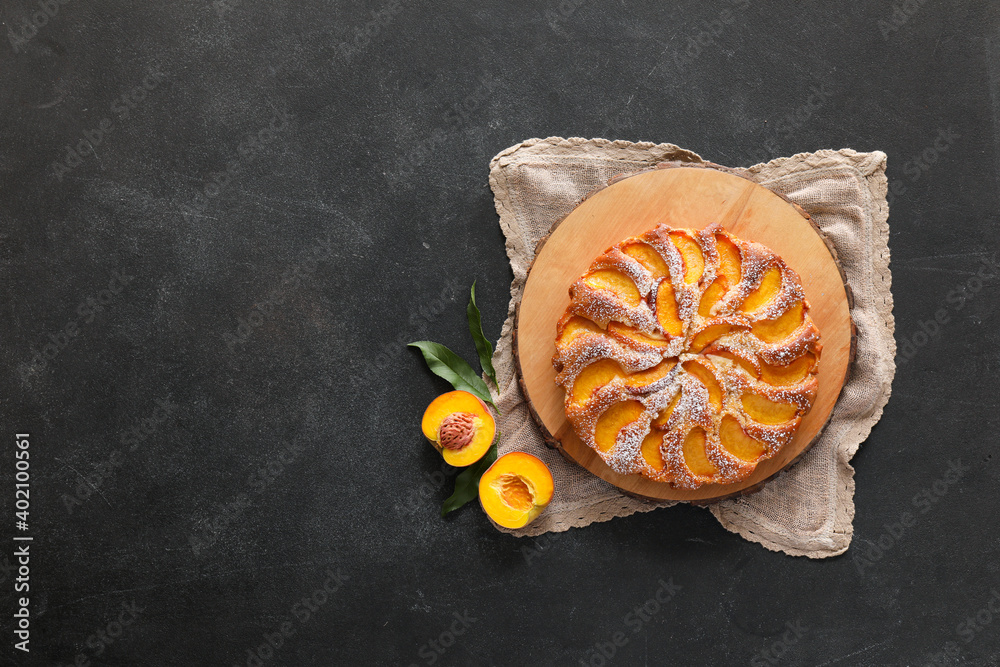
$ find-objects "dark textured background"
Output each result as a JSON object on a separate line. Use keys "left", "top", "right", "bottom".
{"left": 1, "top": 0, "right": 999, "bottom": 665}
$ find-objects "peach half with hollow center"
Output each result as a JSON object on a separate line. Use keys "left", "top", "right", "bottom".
{"left": 479, "top": 452, "right": 554, "bottom": 529}
{"left": 421, "top": 390, "right": 495, "bottom": 467}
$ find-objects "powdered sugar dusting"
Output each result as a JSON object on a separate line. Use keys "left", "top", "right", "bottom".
{"left": 553, "top": 222, "right": 822, "bottom": 488}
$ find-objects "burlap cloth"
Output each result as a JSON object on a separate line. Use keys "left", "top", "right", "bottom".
{"left": 486, "top": 137, "right": 894, "bottom": 558}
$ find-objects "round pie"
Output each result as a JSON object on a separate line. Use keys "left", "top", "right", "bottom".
{"left": 552, "top": 222, "right": 822, "bottom": 489}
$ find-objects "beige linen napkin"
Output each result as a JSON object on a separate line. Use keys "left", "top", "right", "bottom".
{"left": 487, "top": 137, "right": 894, "bottom": 558}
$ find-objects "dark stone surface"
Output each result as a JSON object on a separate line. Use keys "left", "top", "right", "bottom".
{"left": 1, "top": 0, "right": 999, "bottom": 665}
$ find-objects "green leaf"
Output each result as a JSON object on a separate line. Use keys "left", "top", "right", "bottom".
{"left": 441, "top": 442, "right": 497, "bottom": 517}
{"left": 467, "top": 280, "right": 498, "bottom": 389}
{"left": 407, "top": 341, "right": 496, "bottom": 408}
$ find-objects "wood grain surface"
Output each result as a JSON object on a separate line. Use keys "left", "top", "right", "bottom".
{"left": 514, "top": 163, "right": 855, "bottom": 503}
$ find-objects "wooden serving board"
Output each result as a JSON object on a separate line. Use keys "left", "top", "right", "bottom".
{"left": 514, "top": 162, "right": 855, "bottom": 503}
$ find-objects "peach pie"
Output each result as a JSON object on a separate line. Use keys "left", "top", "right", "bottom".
{"left": 552, "top": 223, "right": 821, "bottom": 489}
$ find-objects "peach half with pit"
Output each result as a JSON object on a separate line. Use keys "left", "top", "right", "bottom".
{"left": 479, "top": 452, "right": 554, "bottom": 529}
{"left": 421, "top": 390, "right": 495, "bottom": 467}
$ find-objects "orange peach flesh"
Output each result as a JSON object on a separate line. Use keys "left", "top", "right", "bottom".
{"left": 421, "top": 390, "right": 495, "bottom": 467}
{"left": 479, "top": 452, "right": 554, "bottom": 529}
{"left": 622, "top": 242, "right": 669, "bottom": 277}
{"left": 584, "top": 269, "right": 641, "bottom": 307}
{"left": 741, "top": 265, "right": 782, "bottom": 313}
{"left": 741, "top": 393, "right": 798, "bottom": 425}
{"left": 594, "top": 400, "right": 644, "bottom": 453}
{"left": 683, "top": 427, "right": 716, "bottom": 476}
{"left": 670, "top": 232, "right": 704, "bottom": 284}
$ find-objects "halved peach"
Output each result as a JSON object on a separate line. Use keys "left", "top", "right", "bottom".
{"left": 670, "top": 231, "right": 704, "bottom": 284}
{"left": 741, "top": 265, "right": 782, "bottom": 313}
{"left": 640, "top": 430, "right": 666, "bottom": 471}
{"left": 655, "top": 280, "right": 683, "bottom": 336}
{"left": 719, "top": 415, "right": 765, "bottom": 461}
{"left": 752, "top": 301, "right": 804, "bottom": 343}
{"left": 594, "top": 400, "right": 645, "bottom": 453}
{"left": 682, "top": 427, "right": 716, "bottom": 476}
{"left": 421, "top": 391, "right": 495, "bottom": 467}
{"left": 682, "top": 359, "right": 723, "bottom": 411}
{"left": 556, "top": 314, "right": 604, "bottom": 347}
{"left": 741, "top": 392, "right": 798, "bottom": 425}
{"left": 570, "top": 359, "right": 623, "bottom": 406}
{"left": 698, "top": 277, "right": 730, "bottom": 317}
{"left": 584, "top": 269, "right": 641, "bottom": 307}
{"left": 622, "top": 242, "right": 669, "bottom": 277}
{"left": 715, "top": 232, "right": 742, "bottom": 285}
{"left": 760, "top": 353, "right": 816, "bottom": 386}
{"left": 479, "top": 452, "right": 554, "bottom": 529}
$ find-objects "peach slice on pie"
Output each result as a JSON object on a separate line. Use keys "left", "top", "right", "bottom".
{"left": 682, "top": 427, "right": 716, "bottom": 476}
{"left": 719, "top": 415, "right": 765, "bottom": 461}
{"left": 759, "top": 353, "right": 816, "bottom": 386}
{"left": 593, "top": 400, "right": 645, "bottom": 453}
{"left": 682, "top": 359, "right": 723, "bottom": 411}
{"left": 651, "top": 391, "right": 681, "bottom": 428}
{"left": 641, "top": 430, "right": 666, "bottom": 471}
{"left": 622, "top": 242, "right": 669, "bottom": 278}
{"left": 570, "top": 359, "right": 623, "bottom": 406}
{"left": 752, "top": 302, "right": 804, "bottom": 343}
{"left": 741, "top": 392, "right": 798, "bottom": 425}
{"left": 584, "top": 269, "right": 641, "bottom": 307}
{"left": 655, "top": 279, "right": 683, "bottom": 336}
{"left": 556, "top": 314, "right": 604, "bottom": 348}
{"left": 698, "top": 277, "right": 730, "bottom": 317}
{"left": 608, "top": 321, "right": 672, "bottom": 351}
{"left": 741, "top": 265, "right": 782, "bottom": 313}
{"left": 715, "top": 232, "right": 742, "bottom": 285}
{"left": 670, "top": 231, "right": 705, "bottom": 284}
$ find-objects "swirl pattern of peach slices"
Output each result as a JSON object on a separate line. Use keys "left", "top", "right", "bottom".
{"left": 552, "top": 223, "right": 822, "bottom": 489}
